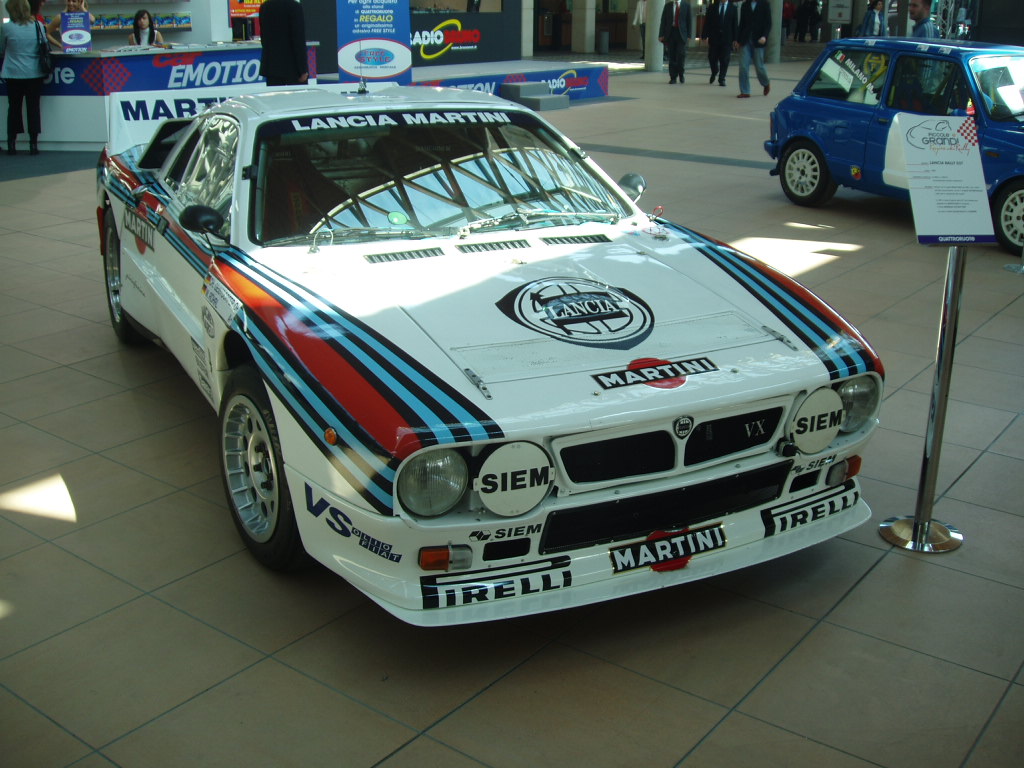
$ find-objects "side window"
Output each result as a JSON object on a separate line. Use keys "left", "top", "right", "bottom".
{"left": 887, "top": 56, "right": 961, "bottom": 115}
{"left": 164, "top": 127, "right": 201, "bottom": 193}
{"left": 807, "top": 49, "right": 889, "bottom": 106}
{"left": 177, "top": 117, "right": 240, "bottom": 237}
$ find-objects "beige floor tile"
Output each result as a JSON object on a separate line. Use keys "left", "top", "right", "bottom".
{"left": 103, "top": 659, "right": 414, "bottom": 768}
{"left": 875, "top": 347, "right": 933, "bottom": 394}
{"left": 990, "top": 414, "right": 1024, "bottom": 461}
{"left": 376, "top": 736, "right": 488, "bottom": 768}
{"left": 842, "top": 477, "right": 920, "bottom": 550}
{"left": 684, "top": 712, "right": 878, "bottom": 768}
{"left": 0, "top": 688, "right": 91, "bottom": 768}
{"left": 0, "top": 344, "right": 60, "bottom": 383}
{"left": 880, "top": 389, "right": 1016, "bottom": 450}
{"left": 155, "top": 553, "right": 365, "bottom": 653}
{"left": 740, "top": 624, "right": 1006, "bottom": 768}
{"left": 945, "top": 453, "right": 1024, "bottom": 516}
{"left": 0, "top": 423, "right": 90, "bottom": 487}
{"left": 430, "top": 643, "right": 725, "bottom": 768}
{"left": 62, "top": 754, "right": 118, "bottom": 768}
{"left": 70, "top": 345, "right": 183, "bottom": 389}
{"left": 708, "top": 537, "right": 885, "bottom": 619}
{"left": 954, "top": 337, "right": 1024, "bottom": 379}
{"left": 913, "top": 498, "right": 1024, "bottom": 589}
{"left": 0, "top": 543, "right": 140, "bottom": 656}
{"left": 29, "top": 390, "right": 200, "bottom": 453}
{"left": 0, "top": 454, "right": 176, "bottom": 539}
{"left": 1, "top": 597, "right": 261, "bottom": 749}
{"left": 100, "top": 417, "right": 220, "bottom": 488}
{"left": 829, "top": 554, "right": 1024, "bottom": 678}
{"left": 964, "top": 683, "right": 1024, "bottom": 768}
{"left": 0, "top": 365, "right": 124, "bottom": 421}
{"left": 558, "top": 584, "right": 814, "bottom": 707}
{"left": 278, "top": 602, "right": 570, "bottom": 729}
{"left": 0, "top": 515, "right": 43, "bottom": 558}
{"left": 10, "top": 321, "right": 119, "bottom": 367}
{"left": 906, "top": 363, "right": 1023, "bottom": 413}
{"left": 57, "top": 491, "right": 243, "bottom": 592}
{"left": 859, "top": 427, "right": 979, "bottom": 495}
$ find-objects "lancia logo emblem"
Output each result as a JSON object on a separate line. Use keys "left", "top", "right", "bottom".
{"left": 496, "top": 277, "right": 655, "bottom": 349}
{"left": 673, "top": 416, "right": 695, "bottom": 439}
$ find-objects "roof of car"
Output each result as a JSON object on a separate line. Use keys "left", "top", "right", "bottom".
{"left": 832, "top": 37, "right": 1023, "bottom": 57}
{"left": 207, "top": 85, "right": 522, "bottom": 122}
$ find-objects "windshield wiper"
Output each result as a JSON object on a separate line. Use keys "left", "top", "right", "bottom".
{"left": 262, "top": 227, "right": 438, "bottom": 249}
{"left": 458, "top": 209, "right": 621, "bottom": 237}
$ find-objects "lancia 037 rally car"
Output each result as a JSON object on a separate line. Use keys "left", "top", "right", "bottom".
{"left": 98, "top": 86, "right": 883, "bottom": 625}
{"left": 765, "top": 38, "right": 1024, "bottom": 253}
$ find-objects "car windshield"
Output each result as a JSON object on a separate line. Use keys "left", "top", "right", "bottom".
{"left": 969, "top": 55, "right": 1024, "bottom": 119}
{"left": 251, "top": 108, "right": 630, "bottom": 245}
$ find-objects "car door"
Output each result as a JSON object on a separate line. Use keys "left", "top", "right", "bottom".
{"left": 800, "top": 46, "right": 891, "bottom": 189}
{"left": 152, "top": 115, "right": 241, "bottom": 400}
{"left": 866, "top": 53, "right": 970, "bottom": 192}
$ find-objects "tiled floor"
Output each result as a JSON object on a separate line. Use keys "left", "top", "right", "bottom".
{"left": 1, "top": 55, "right": 1022, "bottom": 768}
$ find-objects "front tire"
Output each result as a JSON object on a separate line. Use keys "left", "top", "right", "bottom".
{"left": 103, "top": 207, "right": 146, "bottom": 344}
{"left": 993, "top": 180, "right": 1024, "bottom": 255}
{"left": 779, "top": 140, "right": 838, "bottom": 207}
{"left": 220, "top": 366, "right": 306, "bottom": 570}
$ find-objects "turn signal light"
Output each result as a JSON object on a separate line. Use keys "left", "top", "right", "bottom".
{"left": 826, "top": 455, "right": 862, "bottom": 487}
{"left": 419, "top": 545, "right": 473, "bottom": 572}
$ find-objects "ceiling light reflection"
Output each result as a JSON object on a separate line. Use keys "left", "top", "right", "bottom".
{"left": 0, "top": 474, "right": 77, "bottom": 523}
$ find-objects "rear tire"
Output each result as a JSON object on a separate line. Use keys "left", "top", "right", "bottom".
{"left": 993, "top": 180, "right": 1024, "bottom": 255}
{"left": 103, "top": 207, "right": 146, "bottom": 344}
{"left": 220, "top": 366, "right": 306, "bottom": 570}
{"left": 779, "top": 140, "right": 838, "bottom": 207}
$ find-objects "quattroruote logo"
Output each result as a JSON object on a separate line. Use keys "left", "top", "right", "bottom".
{"left": 496, "top": 277, "right": 655, "bottom": 349}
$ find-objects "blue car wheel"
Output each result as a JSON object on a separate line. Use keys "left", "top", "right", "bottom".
{"left": 780, "top": 140, "right": 837, "bottom": 207}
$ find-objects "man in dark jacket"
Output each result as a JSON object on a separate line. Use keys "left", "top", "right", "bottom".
{"left": 734, "top": 0, "right": 771, "bottom": 98}
{"left": 658, "top": 1, "right": 691, "bottom": 84}
{"left": 259, "top": 0, "right": 309, "bottom": 86}
{"left": 701, "top": 0, "right": 738, "bottom": 86}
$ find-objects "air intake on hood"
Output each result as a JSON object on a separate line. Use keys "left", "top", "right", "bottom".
{"left": 456, "top": 239, "right": 529, "bottom": 253}
{"left": 541, "top": 234, "right": 612, "bottom": 245}
{"left": 365, "top": 248, "right": 444, "bottom": 263}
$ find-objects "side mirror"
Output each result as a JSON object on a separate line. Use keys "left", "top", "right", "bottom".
{"left": 181, "top": 205, "right": 226, "bottom": 237}
{"left": 618, "top": 172, "right": 647, "bottom": 202}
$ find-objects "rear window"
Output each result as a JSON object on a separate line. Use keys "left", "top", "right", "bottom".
{"left": 808, "top": 49, "right": 890, "bottom": 106}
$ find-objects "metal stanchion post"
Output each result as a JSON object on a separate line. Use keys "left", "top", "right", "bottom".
{"left": 879, "top": 245, "right": 966, "bottom": 552}
{"left": 1005, "top": 241, "right": 1024, "bottom": 275}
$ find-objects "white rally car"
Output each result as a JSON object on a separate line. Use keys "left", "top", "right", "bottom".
{"left": 97, "top": 86, "right": 884, "bottom": 625}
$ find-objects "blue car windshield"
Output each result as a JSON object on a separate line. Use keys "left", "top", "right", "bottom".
{"left": 969, "top": 55, "right": 1024, "bottom": 119}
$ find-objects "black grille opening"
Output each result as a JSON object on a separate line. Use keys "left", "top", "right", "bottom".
{"left": 540, "top": 462, "right": 791, "bottom": 554}
{"left": 684, "top": 407, "right": 784, "bottom": 465}
{"left": 561, "top": 431, "right": 675, "bottom": 484}
{"left": 483, "top": 538, "right": 532, "bottom": 561}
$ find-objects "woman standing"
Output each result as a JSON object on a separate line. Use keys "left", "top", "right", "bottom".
{"left": 856, "top": 0, "right": 888, "bottom": 37}
{"left": 1, "top": 0, "right": 48, "bottom": 155}
{"left": 128, "top": 9, "right": 164, "bottom": 46}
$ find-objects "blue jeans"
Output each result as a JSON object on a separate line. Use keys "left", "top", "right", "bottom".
{"left": 739, "top": 44, "right": 769, "bottom": 95}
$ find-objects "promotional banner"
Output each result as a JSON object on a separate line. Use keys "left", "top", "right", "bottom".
{"left": 337, "top": 0, "right": 412, "bottom": 84}
{"left": 60, "top": 11, "right": 92, "bottom": 53}
{"left": 888, "top": 113, "right": 996, "bottom": 245}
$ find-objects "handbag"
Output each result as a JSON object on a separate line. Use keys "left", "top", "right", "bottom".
{"left": 35, "top": 20, "right": 54, "bottom": 77}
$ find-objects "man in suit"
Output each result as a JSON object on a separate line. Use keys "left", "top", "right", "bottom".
{"left": 259, "top": 0, "right": 309, "bottom": 86}
{"left": 702, "top": 0, "right": 738, "bottom": 86}
{"left": 734, "top": 0, "right": 771, "bottom": 98}
{"left": 658, "top": 0, "right": 691, "bottom": 84}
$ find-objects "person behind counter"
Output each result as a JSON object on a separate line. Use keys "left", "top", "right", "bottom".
{"left": 1, "top": 0, "right": 48, "bottom": 155}
{"left": 45, "top": 0, "right": 94, "bottom": 49}
{"left": 128, "top": 9, "right": 163, "bottom": 46}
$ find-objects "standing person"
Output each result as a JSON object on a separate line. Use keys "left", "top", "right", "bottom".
{"left": 258, "top": 0, "right": 309, "bottom": 86}
{"left": 734, "top": 0, "right": 771, "bottom": 99}
{"left": 909, "top": 0, "right": 939, "bottom": 38}
{"left": 702, "top": 0, "right": 738, "bottom": 87}
{"left": 128, "top": 9, "right": 164, "bottom": 46}
{"left": 856, "top": 0, "right": 888, "bottom": 36}
{"left": 782, "top": 0, "right": 795, "bottom": 43}
{"left": 1, "top": 0, "right": 47, "bottom": 155}
{"left": 658, "top": 0, "right": 691, "bottom": 84}
{"left": 633, "top": 0, "right": 647, "bottom": 60}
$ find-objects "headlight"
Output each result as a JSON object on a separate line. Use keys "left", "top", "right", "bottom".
{"left": 836, "top": 377, "right": 879, "bottom": 433}
{"left": 397, "top": 449, "right": 469, "bottom": 518}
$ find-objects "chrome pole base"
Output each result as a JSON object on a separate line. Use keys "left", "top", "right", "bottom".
{"left": 879, "top": 516, "right": 964, "bottom": 553}
{"left": 1004, "top": 264, "right": 1023, "bottom": 274}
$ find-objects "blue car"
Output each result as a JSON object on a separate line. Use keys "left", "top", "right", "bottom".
{"left": 765, "top": 38, "right": 1024, "bottom": 254}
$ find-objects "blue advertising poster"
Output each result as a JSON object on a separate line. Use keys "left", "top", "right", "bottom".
{"left": 337, "top": 0, "right": 412, "bottom": 84}
{"left": 60, "top": 11, "right": 92, "bottom": 53}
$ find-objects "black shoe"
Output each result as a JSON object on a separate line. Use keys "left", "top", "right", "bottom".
{"left": 29, "top": 145, "right": 39, "bottom": 155}
{"left": 709, "top": 74, "right": 716, "bottom": 84}
{"left": 680, "top": 75, "right": 685, "bottom": 83}
{"left": 669, "top": 79, "right": 676, "bottom": 84}
{"left": 719, "top": 80, "right": 726, "bottom": 86}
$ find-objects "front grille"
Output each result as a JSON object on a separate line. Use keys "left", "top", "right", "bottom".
{"left": 684, "top": 407, "right": 783, "bottom": 465}
{"left": 560, "top": 431, "right": 675, "bottom": 483}
{"left": 456, "top": 239, "right": 529, "bottom": 253}
{"left": 539, "top": 462, "right": 791, "bottom": 554}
